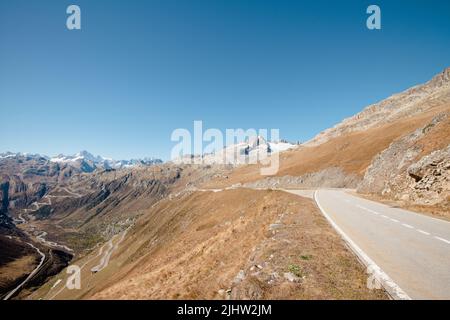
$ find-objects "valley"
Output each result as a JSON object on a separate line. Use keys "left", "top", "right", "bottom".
{"left": 0, "top": 67, "right": 449, "bottom": 300}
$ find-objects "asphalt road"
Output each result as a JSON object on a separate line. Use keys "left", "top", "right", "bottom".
{"left": 3, "top": 243, "right": 46, "bottom": 300}
{"left": 313, "top": 189, "right": 450, "bottom": 300}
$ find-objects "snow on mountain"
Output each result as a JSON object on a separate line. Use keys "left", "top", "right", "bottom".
{"left": 0, "top": 152, "right": 18, "bottom": 159}
{"left": 50, "top": 154, "right": 84, "bottom": 163}
{"left": 173, "top": 136, "right": 296, "bottom": 165}
{"left": 1, "top": 151, "right": 162, "bottom": 170}
{"left": 268, "top": 141, "right": 296, "bottom": 153}
{"left": 49, "top": 150, "right": 162, "bottom": 169}
{"left": 0, "top": 152, "right": 49, "bottom": 160}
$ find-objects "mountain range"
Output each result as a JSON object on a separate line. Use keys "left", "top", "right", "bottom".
{"left": 1, "top": 150, "right": 163, "bottom": 171}
{"left": 0, "top": 67, "right": 449, "bottom": 300}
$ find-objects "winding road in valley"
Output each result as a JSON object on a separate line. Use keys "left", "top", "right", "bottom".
{"left": 47, "top": 227, "right": 130, "bottom": 300}
{"left": 4, "top": 188, "right": 81, "bottom": 300}
{"left": 307, "top": 189, "right": 450, "bottom": 300}
{"left": 3, "top": 243, "right": 45, "bottom": 300}
{"left": 91, "top": 228, "right": 129, "bottom": 273}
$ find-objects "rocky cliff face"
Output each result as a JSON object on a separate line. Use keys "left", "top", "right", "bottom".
{"left": 0, "top": 155, "right": 67, "bottom": 215}
{"left": 358, "top": 112, "right": 449, "bottom": 212}
{"left": 0, "top": 180, "right": 10, "bottom": 215}
{"left": 405, "top": 146, "right": 450, "bottom": 206}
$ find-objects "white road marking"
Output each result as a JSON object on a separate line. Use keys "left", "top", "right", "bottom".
{"left": 417, "top": 229, "right": 430, "bottom": 236}
{"left": 354, "top": 205, "right": 430, "bottom": 236}
{"left": 367, "top": 209, "right": 379, "bottom": 215}
{"left": 434, "top": 236, "right": 450, "bottom": 245}
{"left": 313, "top": 190, "right": 410, "bottom": 300}
{"left": 307, "top": 189, "right": 450, "bottom": 299}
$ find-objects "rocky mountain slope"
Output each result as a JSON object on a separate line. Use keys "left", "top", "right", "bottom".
{"left": 358, "top": 112, "right": 450, "bottom": 218}
{"left": 0, "top": 151, "right": 163, "bottom": 298}
{"left": 0, "top": 151, "right": 162, "bottom": 217}
{"left": 2, "top": 67, "right": 449, "bottom": 300}
{"left": 306, "top": 68, "right": 450, "bottom": 146}
{"left": 204, "top": 68, "right": 450, "bottom": 217}
{"left": 0, "top": 156, "right": 233, "bottom": 299}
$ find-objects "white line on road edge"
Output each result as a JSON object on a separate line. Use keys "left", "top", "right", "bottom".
{"left": 417, "top": 229, "right": 430, "bottom": 236}
{"left": 434, "top": 236, "right": 450, "bottom": 245}
{"left": 366, "top": 208, "right": 379, "bottom": 215}
{"left": 313, "top": 190, "right": 411, "bottom": 300}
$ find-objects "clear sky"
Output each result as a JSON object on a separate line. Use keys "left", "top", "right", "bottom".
{"left": 1, "top": 0, "right": 449, "bottom": 160}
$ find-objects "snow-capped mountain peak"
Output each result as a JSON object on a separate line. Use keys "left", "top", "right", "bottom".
{"left": 0, "top": 150, "right": 163, "bottom": 171}
{"left": 49, "top": 150, "right": 162, "bottom": 169}
{"left": 173, "top": 136, "right": 297, "bottom": 165}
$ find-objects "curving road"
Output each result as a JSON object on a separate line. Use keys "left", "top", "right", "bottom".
{"left": 48, "top": 227, "right": 130, "bottom": 299}
{"left": 5, "top": 205, "right": 74, "bottom": 300}
{"left": 311, "top": 189, "right": 450, "bottom": 300}
{"left": 3, "top": 243, "right": 46, "bottom": 300}
{"left": 47, "top": 243, "right": 107, "bottom": 300}
{"left": 91, "top": 228, "right": 129, "bottom": 273}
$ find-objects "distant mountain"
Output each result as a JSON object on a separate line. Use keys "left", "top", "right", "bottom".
{"left": 0, "top": 151, "right": 163, "bottom": 217}
{"left": 49, "top": 150, "right": 163, "bottom": 170}
{"left": 173, "top": 136, "right": 296, "bottom": 165}
{"left": 1, "top": 150, "right": 163, "bottom": 172}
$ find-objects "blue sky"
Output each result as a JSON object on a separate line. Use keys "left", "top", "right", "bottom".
{"left": 1, "top": 0, "right": 449, "bottom": 160}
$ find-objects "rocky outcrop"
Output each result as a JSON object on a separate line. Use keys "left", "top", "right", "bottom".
{"left": 358, "top": 113, "right": 449, "bottom": 210}
{"left": 358, "top": 114, "right": 446, "bottom": 192}
{"left": 404, "top": 146, "right": 450, "bottom": 206}
{"left": 0, "top": 180, "right": 9, "bottom": 214}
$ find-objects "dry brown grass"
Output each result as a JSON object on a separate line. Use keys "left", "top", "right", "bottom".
{"left": 0, "top": 255, "right": 36, "bottom": 289}
{"left": 33, "top": 189, "right": 385, "bottom": 300}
